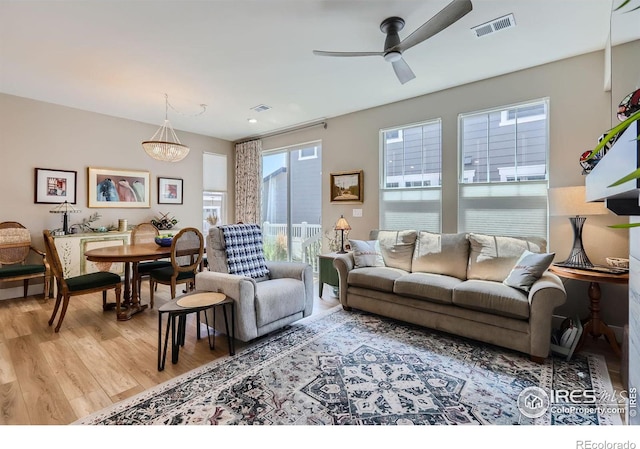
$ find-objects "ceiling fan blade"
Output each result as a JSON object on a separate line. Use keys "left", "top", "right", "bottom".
{"left": 395, "top": 0, "right": 472, "bottom": 52}
{"left": 313, "top": 50, "right": 383, "bottom": 57}
{"left": 392, "top": 58, "right": 416, "bottom": 84}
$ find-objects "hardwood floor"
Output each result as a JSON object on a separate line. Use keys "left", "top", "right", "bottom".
{"left": 0, "top": 280, "right": 339, "bottom": 425}
{"left": 0, "top": 280, "right": 625, "bottom": 425}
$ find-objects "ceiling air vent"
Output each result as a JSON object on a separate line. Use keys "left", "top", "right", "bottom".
{"left": 250, "top": 104, "right": 272, "bottom": 113}
{"left": 471, "top": 13, "right": 516, "bottom": 38}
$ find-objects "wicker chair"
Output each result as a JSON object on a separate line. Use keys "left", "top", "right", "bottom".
{"left": 0, "top": 221, "right": 51, "bottom": 298}
{"left": 131, "top": 223, "right": 171, "bottom": 298}
{"left": 43, "top": 230, "right": 122, "bottom": 332}
{"left": 149, "top": 227, "right": 204, "bottom": 309}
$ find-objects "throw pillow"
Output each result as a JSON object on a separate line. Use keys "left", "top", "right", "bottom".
{"left": 467, "top": 233, "right": 546, "bottom": 282}
{"left": 376, "top": 230, "right": 418, "bottom": 272}
{"left": 412, "top": 231, "right": 470, "bottom": 279}
{"left": 350, "top": 239, "right": 385, "bottom": 268}
{"left": 503, "top": 250, "right": 555, "bottom": 292}
{"left": 220, "top": 224, "right": 270, "bottom": 279}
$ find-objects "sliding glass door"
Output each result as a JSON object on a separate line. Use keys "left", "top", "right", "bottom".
{"left": 261, "top": 141, "right": 322, "bottom": 271}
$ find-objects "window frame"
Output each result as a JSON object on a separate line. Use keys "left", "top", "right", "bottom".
{"left": 379, "top": 118, "right": 443, "bottom": 232}
{"left": 457, "top": 98, "right": 550, "bottom": 240}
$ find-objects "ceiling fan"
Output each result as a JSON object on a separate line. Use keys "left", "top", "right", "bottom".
{"left": 313, "top": 0, "right": 473, "bottom": 84}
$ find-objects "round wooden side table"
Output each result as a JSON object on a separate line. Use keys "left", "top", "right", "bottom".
{"left": 549, "top": 264, "right": 628, "bottom": 357}
{"left": 157, "top": 291, "right": 235, "bottom": 371}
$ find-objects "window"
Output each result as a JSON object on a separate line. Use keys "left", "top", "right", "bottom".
{"left": 262, "top": 141, "right": 322, "bottom": 272}
{"left": 385, "top": 129, "right": 403, "bottom": 143}
{"left": 202, "top": 191, "right": 226, "bottom": 234}
{"left": 380, "top": 120, "right": 441, "bottom": 232}
{"left": 458, "top": 99, "right": 549, "bottom": 238}
{"left": 298, "top": 146, "right": 318, "bottom": 160}
{"left": 203, "top": 152, "right": 227, "bottom": 237}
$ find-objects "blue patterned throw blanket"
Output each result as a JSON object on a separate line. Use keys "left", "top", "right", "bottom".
{"left": 220, "top": 224, "right": 270, "bottom": 278}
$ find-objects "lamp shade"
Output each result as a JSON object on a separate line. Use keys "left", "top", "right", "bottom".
{"left": 335, "top": 215, "right": 351, "bottom": 231}
{"left": 548, "top": 186, "right": 609, "bottom": 216}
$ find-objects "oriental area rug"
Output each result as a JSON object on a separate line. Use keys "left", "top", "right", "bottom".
{"left": 76, "top": 306, "right": 622, "bottom": 426}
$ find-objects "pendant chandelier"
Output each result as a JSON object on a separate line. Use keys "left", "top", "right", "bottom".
{"left": 142, "top": 94, "right": 190, "bottom": 162}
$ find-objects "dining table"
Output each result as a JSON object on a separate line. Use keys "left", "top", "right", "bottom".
{"left": 84, "top": 242, "right": 172, "bottom": 321}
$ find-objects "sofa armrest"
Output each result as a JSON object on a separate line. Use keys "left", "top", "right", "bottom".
{"left": 266, "top": 261, "right": 307, "bottom": 280}
{"left": 527, "top": 271, "right": 567, "bottom": 358}
{"left": 266, "top": 261, "right": 314, "bottom": 317}
{"left": 332, "top": 253, "right": 355, "bottom": 307}
{"left": 195, "top": 271, "right": 259, "bottom": 338}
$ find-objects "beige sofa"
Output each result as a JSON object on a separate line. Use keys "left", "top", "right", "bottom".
{"left": 333, "top": 230, "right": 566, "bottom": 362}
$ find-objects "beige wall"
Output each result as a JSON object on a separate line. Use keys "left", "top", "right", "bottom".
{"left": 262, "top": 40, "right": 640, "bottom": 330}
{"left": 0, "top": 93, "right": 234, "bottom": 297}
{"left": 2, "top": 41, "right": 638, "bottom": 329}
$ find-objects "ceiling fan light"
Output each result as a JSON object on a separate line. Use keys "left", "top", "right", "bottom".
{"left": 384, "top": 51, "right": 402, "bottom": 62}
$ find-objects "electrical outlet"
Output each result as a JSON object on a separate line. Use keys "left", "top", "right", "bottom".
{"left": 352, "top": 208, "right": 362, "bottom": 217}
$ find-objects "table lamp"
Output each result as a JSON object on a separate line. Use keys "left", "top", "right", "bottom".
{"left": 548, "top": 186, "right": 609, "bottom": 268}
{"left": 334, "top": 215, "right": 352, "bottom": 254}
{"left": 50, "top": 201, "right": 81, "bottom": 234}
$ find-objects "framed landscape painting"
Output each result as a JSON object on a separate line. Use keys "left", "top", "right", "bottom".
{"left": 34, "top": 168, "right": 77, "bottom": 204}
{"left": 88, "top": 167, "right": 150, "bottom": 208}
{"left": 330, "top": 170, "right": 363, "bottom": 203}
{"left": 158, "top": 177, "right": 183, "bottom": 204}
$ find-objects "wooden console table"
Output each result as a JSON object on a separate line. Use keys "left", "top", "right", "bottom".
{"left": 549, "top": 264, "right": 628, "bottom": 357}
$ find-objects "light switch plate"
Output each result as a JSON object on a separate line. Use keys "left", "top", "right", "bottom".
{"left": 352, "top": 208, "right": 362, "bottom": 217}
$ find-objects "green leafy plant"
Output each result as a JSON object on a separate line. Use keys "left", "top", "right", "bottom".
{"left": 615, "top": 0, "right": 640, "bottom": 11}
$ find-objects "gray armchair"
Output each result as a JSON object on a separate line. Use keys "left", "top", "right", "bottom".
{"left": 195, "top": 225, "right": 313, "bottom": 342}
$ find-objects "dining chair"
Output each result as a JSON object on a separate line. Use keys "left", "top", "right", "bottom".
{"left": 130, "top": 223, "right": 171, "bottom": 297}
{"left": 43, "top": 230, "right": 122, "bottom": 332}
{"left": 149, "top": 227, "right": 204, "bottom": 309}
{"left": 0, "top": 221, "right": 51, "bottom": 298}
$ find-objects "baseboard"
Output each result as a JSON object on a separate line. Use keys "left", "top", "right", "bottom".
{"left": 0, "top": 285, "right": 44, "bottom": 301}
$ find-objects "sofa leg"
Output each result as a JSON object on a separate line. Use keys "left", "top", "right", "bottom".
{"left": 530, "top": 355, "right": 545, "bottom": 364}
{"left": 342, "top": 305, "right": 352, "bottom": 312}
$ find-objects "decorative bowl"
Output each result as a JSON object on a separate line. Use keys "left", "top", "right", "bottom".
{"left": 606, "top": 257, "right": 629, "bottom": 269}
{"left": 155, "top": 236, "right": 174, "bottom": 247}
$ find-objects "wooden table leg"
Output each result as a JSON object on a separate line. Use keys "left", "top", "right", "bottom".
{"left": 117, "top": 261, "right": 148, "bottom": 321}
{"left": 576, "top": 281, "right": 622, "bottom": 357}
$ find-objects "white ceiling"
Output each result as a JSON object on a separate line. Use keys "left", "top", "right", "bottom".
{"left": 1, "top": 0, "right": 639, "bottom": 142}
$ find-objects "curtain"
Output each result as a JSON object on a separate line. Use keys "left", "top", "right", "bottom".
{"left": 234, "top": 139, "right": 262, "bottom": 224}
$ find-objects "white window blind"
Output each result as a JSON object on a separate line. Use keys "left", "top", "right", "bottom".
{"left": 380, "top": 120, "right": 442, "bottom": 232}
{"left": 458, "top": 99, "right": 549, "bottom": 238}
{"left": 203, "top": 152, "right": 227, "bottom": 191}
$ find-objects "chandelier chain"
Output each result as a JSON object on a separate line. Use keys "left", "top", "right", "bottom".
{"left": 165, "top": 92, "right": 207, "bottom": 117}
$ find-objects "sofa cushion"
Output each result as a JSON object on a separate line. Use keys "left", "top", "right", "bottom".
{"left": 452, "top": 280, "right": 530, "bottom": 320}
{"left": 393, "top": 272, "right": 461, "bottom": 304}
{"left": 376, "top": 230, "right": 417, "bottom": 272}
{"left": 412, "top": 231, "right": 469, "bottom": 280}
{"left": 503, "top": 250, "right": 555, "bottom": 292}
{"left": 348, "top": 267, "right": 407, "bottom": 293}
{"left": 350, "top": 239, "right": 385, "bottom": 268}
{"left": 467, "top": 233, "right": 546, "bottom": 282}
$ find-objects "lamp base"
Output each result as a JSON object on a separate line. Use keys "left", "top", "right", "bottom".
{"left": 558, "top": 216, "right": 594, "bottom": 268}
{"left": 337, "top": 229, "right": 347, "bottom": 254}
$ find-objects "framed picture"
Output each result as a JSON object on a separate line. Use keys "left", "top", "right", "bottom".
{"left": 87, "top": 167, "right": 150, "bottom": 208}
{"left": 158, "top": 177, "right": 183, "bottom": 204}
{"left": 34, "top": 168, "right": 77, "bottom": 204}
{"left": 330, "top": 170, "right": 364, "bottom": 203}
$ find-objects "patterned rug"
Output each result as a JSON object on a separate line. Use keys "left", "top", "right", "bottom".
{"left": 76, "top": 306, "right": 622, "bottom": 425}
